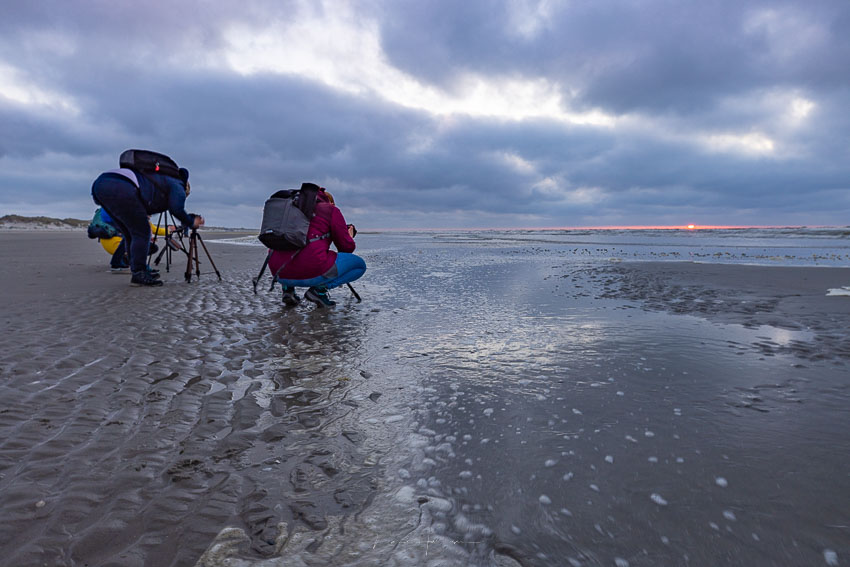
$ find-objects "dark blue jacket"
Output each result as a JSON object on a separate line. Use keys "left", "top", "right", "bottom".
{"left": 136, "top": 173, "right": 195, "bottom": 228}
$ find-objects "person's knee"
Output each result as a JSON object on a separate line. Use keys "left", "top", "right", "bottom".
{"left": 346, "top": 255, "right": 366, "bottom": 273}
{"left": 342, "top": 266, "right": 366, "bottom": 284}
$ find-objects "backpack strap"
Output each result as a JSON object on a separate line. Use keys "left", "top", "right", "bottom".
{"left": 104, "top": 168, "right": 140, "bottom": 188}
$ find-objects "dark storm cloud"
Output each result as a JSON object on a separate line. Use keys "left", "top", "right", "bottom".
{"left": 0, "top": 0, "right": 848, "bottom": 228}
{"left": 377, "top": 0, "right": 850, "bottom": 113}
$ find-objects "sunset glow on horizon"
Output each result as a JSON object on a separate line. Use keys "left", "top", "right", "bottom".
{"left": 371, "top": 223, "right": 816, "bottom": 232}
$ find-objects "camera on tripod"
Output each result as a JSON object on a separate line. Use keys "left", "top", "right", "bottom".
{"left": 149, "top": 212, "right": 221, "bottom": 283}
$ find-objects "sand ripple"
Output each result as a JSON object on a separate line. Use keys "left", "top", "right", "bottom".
{"left": 0, "top": 265, "right": 400, "bottom": 566}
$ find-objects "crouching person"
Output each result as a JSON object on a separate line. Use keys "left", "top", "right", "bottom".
{"left": 268, "top": 187, "right": 366, "bottom": 307}
{"left": 91, "top": 153, "right": 203, "bottom": 287}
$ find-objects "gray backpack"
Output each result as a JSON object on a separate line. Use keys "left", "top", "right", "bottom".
{"left": 253, "top": 183, "right": 330, "bottom": 293}
{"left": 258, "top": 183, "right": 321, "bottom": 250}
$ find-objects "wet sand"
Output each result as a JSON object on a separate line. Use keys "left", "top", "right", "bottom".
{"left": 0, "top": 231, "right": 848, "bottom": 566}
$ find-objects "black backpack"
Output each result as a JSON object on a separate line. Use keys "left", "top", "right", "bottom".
{"left": 119, "top": 149, "right": 183, "bottom": 181}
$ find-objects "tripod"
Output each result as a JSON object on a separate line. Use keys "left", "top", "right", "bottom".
{"left": 184, "top": 228, "right": 222, "bottom": 283}
{"left": 150, "top": 212, "right": 187, "bottom": 273}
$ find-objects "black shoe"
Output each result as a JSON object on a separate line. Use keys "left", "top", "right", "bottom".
{"left": 131, "top": 270, "right": 163, "bottom": 287}
{"left": 282, "top": 286, "right": 300, "bottom": 306}
{"left": 304, "top": 286, "right": 335, "bottom": 307}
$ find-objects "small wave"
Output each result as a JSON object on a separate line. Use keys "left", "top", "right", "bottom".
{"left": 207, "top": 236, "right": 263, "bottom": 246}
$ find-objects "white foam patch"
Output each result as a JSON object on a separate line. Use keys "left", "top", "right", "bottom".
{"left": 826, "top": 286, "right": 850, "bottom": 296}
{"left": 824, "top": 549, "right": 839, "bottom": 565}
{"left": 425, "top": 497, "right": 453, "bottom": 512}
{"left": 394, "top": 485, "right": 416, "bottom": 504}
{"left": 651, "top": 493, "right": 668, "bottom": 506}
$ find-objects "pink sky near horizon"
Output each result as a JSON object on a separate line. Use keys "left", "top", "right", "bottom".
{"left": 368, "top": 224, "right": 842, "bottom": 232}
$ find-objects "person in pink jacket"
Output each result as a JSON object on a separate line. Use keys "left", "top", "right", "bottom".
{"left": 267, "top": 187, "right": 366, "bottom": 307}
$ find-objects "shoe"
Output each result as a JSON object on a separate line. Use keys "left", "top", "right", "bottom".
{"left": 145, "top": 266, "right": 161, "bottom": 279}
{"left": 304, "top": 286, "right": 335, "bottom": 307}
{"left": 282, "top": 286, "right": 300, "bottom": 307}
{"left": 131, "top": 270, "right": 164, "bottom": 287}
{"left": 110, "top": 265, "right": 129, "bottom": 273}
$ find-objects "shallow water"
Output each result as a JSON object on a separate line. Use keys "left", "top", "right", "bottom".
{"left": 0, "top": 232, "right": 847, "bottom": 566}
{"left": 352, "top": 235, "right": 849, "bottom": 566}
{"left": 217, "top": 226, "right": 850, "bottom": 267}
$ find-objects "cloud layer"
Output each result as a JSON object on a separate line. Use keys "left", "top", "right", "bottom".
{"left": 1, "top": 0, "right": 848, "bottom": 228}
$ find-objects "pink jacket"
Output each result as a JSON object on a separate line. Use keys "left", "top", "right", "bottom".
{"left": 268, "top": 192, "right": 355, "bottom": 280}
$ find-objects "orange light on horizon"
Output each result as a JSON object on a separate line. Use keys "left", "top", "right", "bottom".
{"left": 687, "top": 224, "right": 696, "bottom": 229}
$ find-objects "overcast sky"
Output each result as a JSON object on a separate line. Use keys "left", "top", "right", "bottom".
{"left": 1, "top": 0, "right": 848, "bottom": 229}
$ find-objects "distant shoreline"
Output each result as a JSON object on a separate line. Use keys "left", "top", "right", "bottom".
{"left": 0, "top": 214, "right": 253, "bottom": 232}
{"left": 0, "top": 214, "right": 88, "bottom": 231}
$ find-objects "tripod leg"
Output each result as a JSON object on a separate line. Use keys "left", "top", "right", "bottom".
{"left": 347, "top": 283, "right": 362, "bottom": 302}
{"left": 195, "top": 233, "right": 222, "bottom": 281}
{"left": 185, "top": 233, "right": 195, "bottom": 282}
{"left": 148, "top": 213, "right": 162, "bottom": 264}
{"left": 191, "top": 234, "right": 201, "bottom": 278}
{"left": 154, "top": 239, "right": 169, "bottom": 267}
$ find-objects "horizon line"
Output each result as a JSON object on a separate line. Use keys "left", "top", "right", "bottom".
{"left": 363, "top": 224, "right": 847, "bottom": 232}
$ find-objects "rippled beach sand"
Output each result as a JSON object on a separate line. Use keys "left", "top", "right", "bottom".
{"left": 0, "top": 231, "right": 848, "bottom": 566}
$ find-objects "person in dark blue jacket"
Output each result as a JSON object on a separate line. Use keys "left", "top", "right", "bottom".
{"left": 91, "top": 164, "right": 204, "bottom": 286}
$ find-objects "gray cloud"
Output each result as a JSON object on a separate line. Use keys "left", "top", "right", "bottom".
{"left": 0, "top": 0, "right": 848, "bottom": 228}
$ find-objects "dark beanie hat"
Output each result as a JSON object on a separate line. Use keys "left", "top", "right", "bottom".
{"left": 179, "top": 168, "right": 189, "bottom": 182}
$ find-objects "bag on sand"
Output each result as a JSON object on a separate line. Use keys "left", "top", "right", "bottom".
{"left": 87, "top": 207, "right": 119, "bottom": 239}
{"left": 119, "top": 149, "right": 183, "bottom": 181}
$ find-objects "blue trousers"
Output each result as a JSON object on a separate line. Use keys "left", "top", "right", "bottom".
{"left": 92, "top": 174, "right": 151, "bottom": 273}
{"left": 110, "top": 238, "right": 128, "bottom": 268}
{"left": 277, "top": 253, "right": 366, "bottom": 290}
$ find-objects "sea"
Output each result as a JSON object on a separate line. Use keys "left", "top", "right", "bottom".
{"left": 217, "top": 226, "right": 850, "bottom": 268}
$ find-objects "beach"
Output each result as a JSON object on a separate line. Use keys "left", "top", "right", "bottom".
{"left": 0, "top": 230, "right": 848, "bottom": 566}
